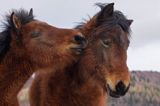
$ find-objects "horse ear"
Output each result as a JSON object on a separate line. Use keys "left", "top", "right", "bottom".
{"left": 127, "top": 19, "right": 133, "bottom": 26}
{"left": 97, "top": 3, "right": 114, "bottom": 22}
{"left": 11, "top": 12, "right": 21, "bottom": 30}
{"left": 29, "top": 8, "right": 33, "bottom": 16}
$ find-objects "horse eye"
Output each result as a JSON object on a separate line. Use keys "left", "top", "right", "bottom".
{"left": 30, "top": 32, "right": 41, "bottom": 38}
{"left": 101, "top": 39, "right": 112, "bottom": 48}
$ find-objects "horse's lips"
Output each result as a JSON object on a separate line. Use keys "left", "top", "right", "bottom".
{"left": 71, "top": 48, "right": 85, "bottom": 55}
{"left": 108, "top": 90, "right": 120, "bottom": 98}
{"left": 106, "top": 84, "right": 120, "bottom": 98}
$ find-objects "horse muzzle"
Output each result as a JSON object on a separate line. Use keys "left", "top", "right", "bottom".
{"left": 107, "top": 81, "right": 130, "bottom": 98}
{"left": 71, "top": 35, "right": 88, "bottom": 55}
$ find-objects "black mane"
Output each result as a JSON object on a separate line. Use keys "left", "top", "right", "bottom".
{"left": 76, "top": 3, "right": 131, "bottom": 34}
{"left": 0, "top": 9, "right": 34, "bottom": 61}
{"left": 97, "top": 10, "right": 131, "bottom": 33}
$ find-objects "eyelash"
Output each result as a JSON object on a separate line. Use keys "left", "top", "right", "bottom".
{"left": 30, "top": 32, "right": 41, "bottom": 38}
{"left": 101, "top": 39, "right": 112, "bottom": 48}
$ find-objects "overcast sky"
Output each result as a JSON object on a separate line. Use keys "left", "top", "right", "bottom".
{"left": 0, "top": 0, "right": 160, "bottom": 71}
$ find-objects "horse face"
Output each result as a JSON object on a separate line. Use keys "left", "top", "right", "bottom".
{"left": 11, "top": 12, "right": 87, "bottom": 69}
{"left": 94, "top": 3, "right": 132, "bottom": 98}
{"left": 88, "top": 26, "right": 130, "bottom": 98}
{"left": 97, "top": 26, "right": 130, "bottom": 97}
{"left": 81, "top": 3, "right": 132, "bottom": 98}
{"left": 23, "top": 21, "right": 87, "bottom": 67}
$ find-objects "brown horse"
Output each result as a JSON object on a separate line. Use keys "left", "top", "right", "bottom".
{"left": 29, "top": 3, "right": 133, "bottom": 106}
{"left": 0, "top": 9, "right": 87, "bottom": 106}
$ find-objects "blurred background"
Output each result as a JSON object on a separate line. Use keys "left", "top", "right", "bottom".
{"left": 0, "top": 0, "right": 160, "bottom": 106}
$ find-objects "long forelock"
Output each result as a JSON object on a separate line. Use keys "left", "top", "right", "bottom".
{"left": 99, "top": 11, "right": 131, "bottom": 34}
{"left": 76, "top": 3, "right": 131, "bottom": 35}
{"left": 95, "top": 3, "right": 131, "bottom": 32}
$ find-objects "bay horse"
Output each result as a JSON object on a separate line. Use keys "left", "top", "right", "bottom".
{"left": 29, "top": 3, "right": 133, "bottom": 106}
{"left": 0, "top": 9, "right": 87, "bottom": 106}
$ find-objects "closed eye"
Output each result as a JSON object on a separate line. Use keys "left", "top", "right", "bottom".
{"left": 30, "top": 31, "right": 41, "bottom": 38}
{"left": 100, "top": 39, "right": 112, "bottom": 48}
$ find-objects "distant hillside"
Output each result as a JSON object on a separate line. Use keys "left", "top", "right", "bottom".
{"left": 18, "top": 71, "right": 160, "bottom": 106}
{"left": 108, "top": 71, "right": 160, "bottom": 106}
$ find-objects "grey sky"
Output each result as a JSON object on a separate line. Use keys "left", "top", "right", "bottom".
{"left": 0, "top": 0, "right": 160, "bottom": 71}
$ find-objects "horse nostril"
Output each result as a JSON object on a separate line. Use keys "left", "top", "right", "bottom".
{"left": 73, "top": 35, "right": 87, "bottom": 46}
{"left": 74, "top": 35, "right": 84, "bottom": 43}
{"left": 115, "top": 81, "right": 127, "bottom": 95}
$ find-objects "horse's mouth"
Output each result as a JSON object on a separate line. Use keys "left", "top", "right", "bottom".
{"left": 71, "top": 47, "right": 85, "bottom": 55}
{"left": 107, "top": 87, "right": 120, "bottom": 98}
{"left": 70, "top": 41, "right": 87, "bottom": 55}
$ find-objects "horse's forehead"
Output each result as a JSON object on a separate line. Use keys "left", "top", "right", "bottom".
{"left": 91, "top": 26, "right": 129, "bottom": 48}
{"left": 29, "top": 20, "right": 49, "bottom": 26}
{"left": 22, "top": 20, "right": 55, "bottom": 32}
{"left": 100, "top": 26, "right": 127, "bottom": 39}
{"left": 108, "top": 27, "right": 129, "bottom": 48}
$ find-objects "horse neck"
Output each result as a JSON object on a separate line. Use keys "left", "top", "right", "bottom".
{"left": 72, "top": 49, "right": 106, "bottom": 105}
{"left": 0, "top": 46, "right": 34, "bottom": 101}
{"left": 49, "top": 48, "right": 106, "bottom": 105}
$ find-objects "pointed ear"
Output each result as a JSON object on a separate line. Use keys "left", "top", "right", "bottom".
{"left": 11, "top": 12, "right": 21, "bottom": 30}
{"left": 97, "top": 3, "right": 114, "bottom": 22}
{"left": 127, "top": 19, "right": 133, "bottom": 26}
{"left": 29, "top": 8, "right": 33, "bottom": 16}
